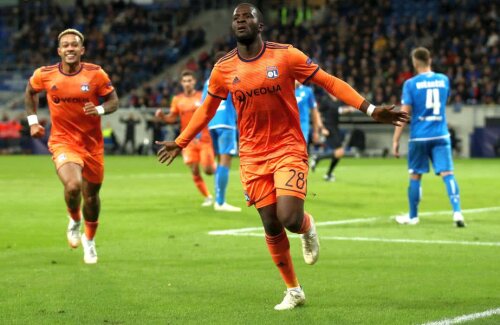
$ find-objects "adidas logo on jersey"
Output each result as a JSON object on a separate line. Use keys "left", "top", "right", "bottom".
{"left": 51, "top": 85, "right": 58, "bottom": 91}
{"left": 81, "top": 83, "right": 90, "bottom": 92}
{"left": 233, "top": 76, "right": 240, "bottom": 84}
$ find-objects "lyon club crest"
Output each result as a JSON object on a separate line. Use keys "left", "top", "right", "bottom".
{"left": 266, "top": 66, "right": 278, "bottom": 79}
{"left": 81, "top": 83, "right": 90, "bottom": 92}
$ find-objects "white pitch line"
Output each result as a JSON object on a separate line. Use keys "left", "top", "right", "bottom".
{"left": 211, "top": 232, "right": 500, "bottom": 247}
{"left": 208, "top": 218, "right": 376, "bottom": 236}
{"left": 313, "top": 236, "right": 500, "bottom": 247}
{"left": 395, "top": 206, "right": 500, "bottom": 218}
{"left": 422, "top": 307, "right": 500, "bottom": 325}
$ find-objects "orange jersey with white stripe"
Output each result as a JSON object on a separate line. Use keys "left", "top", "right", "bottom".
{"left": 208, "top": 42, "right": 320, "bottom": 163}
{"left": 29, "top": 62, "right": 114, "bottom": 153}
{"left": 171, "top": 91, "right": 211, "bottom": 142}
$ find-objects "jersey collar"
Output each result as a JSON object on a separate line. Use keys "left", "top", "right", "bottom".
{"left": 237, "top": 41, "right": 266, "bottom": 62}
{"left": 58, "top": 62, "right": 84, "bottom": 76}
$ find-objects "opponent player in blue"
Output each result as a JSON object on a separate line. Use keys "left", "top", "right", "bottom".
{"left": 393, "top": 47, "right": 465, "bottom": 227}
{"left": 295, "top": 81, "right": 323, "bottom": 145}
{"left": 202, "top": 55, "right": 241, "bottom": 212}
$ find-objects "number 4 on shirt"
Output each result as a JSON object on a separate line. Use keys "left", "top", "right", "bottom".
{"left": 425, "top": 88, "right": 440, "bottom": 115}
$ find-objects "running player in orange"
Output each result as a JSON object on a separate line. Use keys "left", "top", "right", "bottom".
{"left": 156, "top": 70, "right": 215, "bottom": 206}
{"left": 25, "top": 29, "right": 119, "bottom": 264}
{"left": 156, "top": 3, "right": 409, "bottom": 310}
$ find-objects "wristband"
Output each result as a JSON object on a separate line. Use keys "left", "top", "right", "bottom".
{"left": 366, "top": 104, "right": 376, "bottom": 117}
{"left": 96, "top": 105, "right": 105, "bottom": 115}
{"left": 27, "top": 115, "right": 39, "bottom": 126}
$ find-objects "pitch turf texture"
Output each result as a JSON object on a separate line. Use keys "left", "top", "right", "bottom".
{"left": 1, "top": 156, "right": 499, "bottom": 324}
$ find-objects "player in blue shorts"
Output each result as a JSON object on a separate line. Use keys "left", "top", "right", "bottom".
{"left": 295, "top": 81, "right": 323, "bottom": 146}
{"left": 202, "top": 53, "right": 241, "bottom": 212}
{"left": 393, "top": 47, "right": 465, "bottom": 227}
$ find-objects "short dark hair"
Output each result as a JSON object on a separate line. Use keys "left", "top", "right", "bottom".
{"left": 236, "top": 2, "right": 264, "bottom": 24}
{"left": 180, "top": 69, "right": 195, "bottom": 79}
{"left": 411, "top": 47, "right": 431, "bottom": 65}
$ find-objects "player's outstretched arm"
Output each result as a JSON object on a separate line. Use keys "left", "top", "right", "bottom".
{"left": 392, "top": 104, "right": 411, "bottom": 158}
{"left": 24, "top": 82, "right": 45, "bottom": 138}
{"left": 155, "top": 94, "right": 222, "bottom": 165}
{"left": 310, "top": 69, "right": 409, "bottom": 126}
{"left": 155, "top": 108, "right": 179, "bottom": 124}
{"left": 83, "top": 90, "right": 119, "bottom": 116}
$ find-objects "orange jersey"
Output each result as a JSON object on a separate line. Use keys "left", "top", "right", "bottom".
{"left": 29, "top": 62, "right": 114, "bottom": 153}
{"left": 170, "top": 91, "right": 211, "bottom": 143}
{"left": 208, "top": 42, "right": 320, "bottom": 163}
{"left": 175, "top": 42, "right": 366, "bottom": 161}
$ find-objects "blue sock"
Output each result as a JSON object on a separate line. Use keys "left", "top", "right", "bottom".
{"left": 408, "top": 179, "right": 421, "bottom": 219}
{"left": 443, "top": 174, "right": 461, "bottom": 212}
{"left": 215, "top": 165, "right": 230, "bottom": 205}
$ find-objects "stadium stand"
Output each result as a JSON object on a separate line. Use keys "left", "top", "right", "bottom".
{"left": 195, "top": 0, "right": 498, "bottom": 107}
{"left": 0, "top": 0, "right": 206, "bottom": 108}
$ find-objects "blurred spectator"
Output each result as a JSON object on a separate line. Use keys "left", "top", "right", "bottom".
{"left": 0, "top": 113, "right": 22, "bottom": 154}
{"left": 119, "top": 113, "right": 140, "bottom": 154}
{"left": 102, "top": 122, "right": 120, "bottom": 155}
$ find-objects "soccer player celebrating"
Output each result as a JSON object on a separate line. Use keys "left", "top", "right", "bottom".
{"left": 156, "top": 70, "right": 215, "bottom": 207}
{"left": 25, "top": 29, "right": 119, "bottom": 264}
{"left": 157, "top": 3, "right": 408, "bottom": 310}
{"left": 202, "top": 53, "right": 241, "bottom": 212}
{"left": 393, "top": 47, "right": 465, "bottom": 227}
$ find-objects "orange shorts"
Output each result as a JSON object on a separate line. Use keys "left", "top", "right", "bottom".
{"left": 240, "top": 155, "right": 308, "bottom": 208}
{"left": 182, "top": 139, "right": 215, "bottom": 168}
{"left": 50, "top": 144, "right": 104, "bottom": 184}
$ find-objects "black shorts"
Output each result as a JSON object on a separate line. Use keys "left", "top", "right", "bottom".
{"left": 325, "top": 128, "right": 343, "bottom": 149}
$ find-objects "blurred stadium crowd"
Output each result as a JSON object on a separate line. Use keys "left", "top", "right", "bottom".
{"left": 199, "top": 0, "right": 498, "bottom": 107}
{"left": 0, "top": 0, "right": 498, "bottom": 154}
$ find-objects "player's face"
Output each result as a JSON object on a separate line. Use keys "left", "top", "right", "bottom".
{"left": 181, "top": 75, "right": 195, "bottom": 93}
{"left": 58, "top": 34, "right": 85, "bottom": 65}
{"left": 232, "top": 5, "right": 262, "bottom": 45}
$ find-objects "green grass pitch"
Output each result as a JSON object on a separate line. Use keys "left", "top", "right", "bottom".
{"left": 1, "top": 155, "right": 499, "bottom": 324}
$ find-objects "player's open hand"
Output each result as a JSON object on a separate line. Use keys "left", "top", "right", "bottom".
{"left": 30, "top": 124, "right": 45, "bottom": 138}
{"left": 393, "top": 141, "right": 400, "bottom": 158}
{"left": 83, "top": 102, "right": 99, "bottom": 116}
{"left": 372, "top": 105, "right": 409, "bottom": 126}
{"left": 155, "top": 141, "right": 182, "bottom": 166}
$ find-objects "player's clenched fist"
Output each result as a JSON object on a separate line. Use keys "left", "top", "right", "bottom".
{"left": 83, "top": 102, "right": 99, "bottom": 115}
{"left": 30, "top": 124, "right": 45, "bottom": 138}
{"left": 155, "top": 108, "right": 165, "bottom": 119}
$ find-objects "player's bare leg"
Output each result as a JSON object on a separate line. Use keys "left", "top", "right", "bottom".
{"left": 277, "top": 196, "right": 319, "bottom": 265}
{"left": 57, "top": 163, "right": 83, "bottom": 248}
{"left": 189, "top": 162, "right": 213, "bottom": 206}
{"left": 258, "top": 204, "right": 305, "bottom": 310}
{"left": 81, "top": 179, "right": 101, "bottom": 264}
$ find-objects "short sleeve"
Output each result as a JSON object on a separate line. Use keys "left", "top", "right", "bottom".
{"left": 29, "top": 68, "right": 45, "bottom": 92}
{"left": 401, "top": 80, "right": 413, "bottom": 106}
{"left": 170, "top": 96, "right": 179, "bottom": 115}
{"left": 95, "top": 68, "right": 114, "bottom": 97}
{"left": 207, "top": 66, "right": 229, "bottom": 100}
{"left": 288, "top": 47, "right": 320, "bottom": 84}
